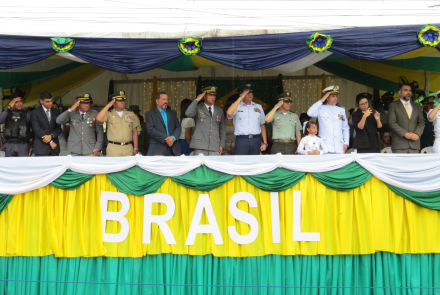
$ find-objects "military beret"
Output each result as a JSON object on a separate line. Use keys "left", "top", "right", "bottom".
{"left": 356, "top": 92, "right": 372, "bottom": 101}
{"left": 109, "top": 90, "right": 126, "bottom": 101}
{"left": 381, "top": 91, "right": 395, "bottom": 99}
{"left": 75, "top": 93, "right": 93, "bottom": 104}
{"left": 322, "top": 85, "right": 339, "bottom": 94}
{"left": 129, "top": 105, "right": 140, "bottom": 111}
{"left": 237, "top": 84, "right": 253, "bottom": 93}
{"left": 275, "top": 91, "right": 292, "bottom": 102}
{"left": 201, "top": 86, "right": 218, "bottom": 94}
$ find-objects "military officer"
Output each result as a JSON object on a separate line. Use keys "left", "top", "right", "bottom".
{"left": 185, "top": 86, "right": 226, "bottom": 156}
{"left": 264, "top": 91, "right": 302, "bottom": 154}
{"left": 0, "top": 92, "right": 33, "bottom": 157}
{"left": 96, "top": 90, "right": 139, "bottom": 157}
{"left": 226, "top": 84, "right": 268, "bottom": 155}
{"left": 56, "top": 93, "right": 103, "bottom": 156}
{"left": 307, "top": 85, "right": 350, "bottom": 154}
{"left": 379, "top": 91, "right": 395, "bottom": 124}
{"left": 420, "top": 93, "right": 436, "bottom": 150}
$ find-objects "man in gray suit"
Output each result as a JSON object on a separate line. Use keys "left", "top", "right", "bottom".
{"left": 185, "top": 86, "right": 226, "bottom": 156}
{"left": 145, "top": 92, "right": 181, "bottom": 156}
{"left": 388, "top": 83, "right": 425, "bottom": 153}
{"left": 56, "top": 93, "right": 104, "bottom": 156}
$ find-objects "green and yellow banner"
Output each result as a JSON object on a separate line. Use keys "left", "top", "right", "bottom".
{"left": 2, "top": 166, "right": 440, "bottom": 294}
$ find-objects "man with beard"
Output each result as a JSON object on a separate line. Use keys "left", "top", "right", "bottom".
{"left": 145, "top": 92, "right": 181, "bottom": 156}
{"left": 388, "top": 83, "right": 424, "bottom": 153}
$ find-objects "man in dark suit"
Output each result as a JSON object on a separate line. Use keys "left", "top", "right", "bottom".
{"left": 31, "top": 91, "right": 62, "bottom": 156}
{"left": 388, "top": 84, "right": 425, "bottom": 153}
{"left": 145, "top": 92, "right": 181, "bottom": 156}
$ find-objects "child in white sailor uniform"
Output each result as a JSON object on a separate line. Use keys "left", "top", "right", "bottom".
{"left": 297, "top": 121, "right": 329, "bottom": 155}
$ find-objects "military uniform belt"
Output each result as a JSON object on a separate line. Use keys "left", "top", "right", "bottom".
{"left": 273, "top": 139, "right": 295, "bottom": 143}
{"left": 237, "top": 134, "right": 259, "bottom": 138}
{"left": 109, "top": 141, "right": 133, "bottom": 146}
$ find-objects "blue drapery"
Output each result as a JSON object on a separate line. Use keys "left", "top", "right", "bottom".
{"left": 0, "top": 35, "right": 55, "bottom": 69}
{"left": 1, "top": 23, "right": 439, "bottom": 72}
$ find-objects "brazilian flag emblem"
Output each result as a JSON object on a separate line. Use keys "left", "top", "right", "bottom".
{"left": 51, "top": 37, "right": 75, "bottom": 53}
{"left": 418, "top": 24, "right": 440, "bottom": 48}
{"left": 306, "top": 32, "right": 333, "bottom": 53}
{"left": 178, "top": 37, "right": 202, "bottom": 56}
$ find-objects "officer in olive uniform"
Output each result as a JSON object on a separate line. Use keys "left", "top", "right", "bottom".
{"left": 185, "top": 86, "right": 226, "bottom": 156}
{"left": 0, "top": 92, "right": 32, "bottom": 157}
{"left": 96, "top": 91, "right": 139, "bottom": 157}
{"left": 56, "top": 93, "right": 103, "bottom": 156}
{"left": 265, "top": 91, "right": 302, "bottom": 154}
{"left": 420, "top": 94, "right": 436, "bottom": 150}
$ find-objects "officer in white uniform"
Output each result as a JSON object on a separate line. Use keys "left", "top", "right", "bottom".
{"left": 307, "top": 85, "right": 350, "bottom": 154}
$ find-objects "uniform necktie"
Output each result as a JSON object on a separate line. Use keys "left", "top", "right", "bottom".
{"left": 208, "top": 106, "right": 212, "bottom": 117}
{"left": 81, "top": 114, "right": 84, "bottom": 121}
{"left": 405, "top": 102, "right": 411, "bottom": 119}
{"left": 46, "top": 109, "right": 50, "bottom": 121}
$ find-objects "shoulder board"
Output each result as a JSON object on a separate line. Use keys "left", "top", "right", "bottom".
{"left": 90, "top": 109, "right": 97, "bottom": 113}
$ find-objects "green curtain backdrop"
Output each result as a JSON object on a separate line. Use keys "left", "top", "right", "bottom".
{"left": 1, "top": 252, "right": 439, "bottom": 295}
{"left": 50, "top": 169, "right": 95, "bottom": 191}
{"left": 385, "top": 184, "right": 440, "bottom": 211}
{"left": 0, "top": 194, "right": 13, "bottom": 215}
{"left": 311, "top": 162, "right": 372, "bottom": 192}
{"left": 315, "top": 61, "right": 401, "bottom": 92}
{"left": 198, "top": 75, "right": 284, "bottom": 106}
{"left": 243, "top": 168, "right": 306, "bottom": 192}
{"left": 107, "top": 166, "right": 166, "bottom": 196}
{"left": 171, "top": 166, "right": 234, "bottom": 191}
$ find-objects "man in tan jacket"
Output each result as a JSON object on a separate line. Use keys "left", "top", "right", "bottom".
{"left": 388, "top": 83, "right": 425, "bottom": 153}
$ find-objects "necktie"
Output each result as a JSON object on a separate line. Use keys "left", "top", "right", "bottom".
{"left": 46, "top": 109, "right": 50, "bottom": 121}
{"left": 405, "top": 102, "right": 411, "bottom": 119}
{"left": 81, "top": 114, "right": 84, "bottom": 121}
{"left": 208, "top": 106, "right": 212, "bottom": 117}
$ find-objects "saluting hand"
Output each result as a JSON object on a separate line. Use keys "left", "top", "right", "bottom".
{"left": 240, "top": 90, "right": 249, "bottom": 99}
{"left": 196, "top": 92, "right": 205, "bottom": 101}
{"left": 275, "top": 100, "right": 284, "bottom": 109}
{"left": 8, "top": 97, "right": 18, "bottom": 108}
{"left": 320, "top": 92, "right": 331, "bottom": 103}
{"left": 106, "top": 99, "right": 116, "bottom": 108}
{"left": 70, "top": 100, "right": 81, "bottom": 111}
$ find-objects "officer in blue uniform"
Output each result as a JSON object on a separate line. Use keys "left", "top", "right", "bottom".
{"left": 307, "top": 85, "right": 350, "bottom": 154}
{"left": 226, "top": 84, "right": 268, "bottom": 155}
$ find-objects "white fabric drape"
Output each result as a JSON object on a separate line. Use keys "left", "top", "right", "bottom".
{"left": 3, "top": 154, "right": 440, "bottom": 195}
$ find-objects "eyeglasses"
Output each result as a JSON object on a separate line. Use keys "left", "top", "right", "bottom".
{"left": 359, "top": 102, "right": 368, "bottom": 106}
